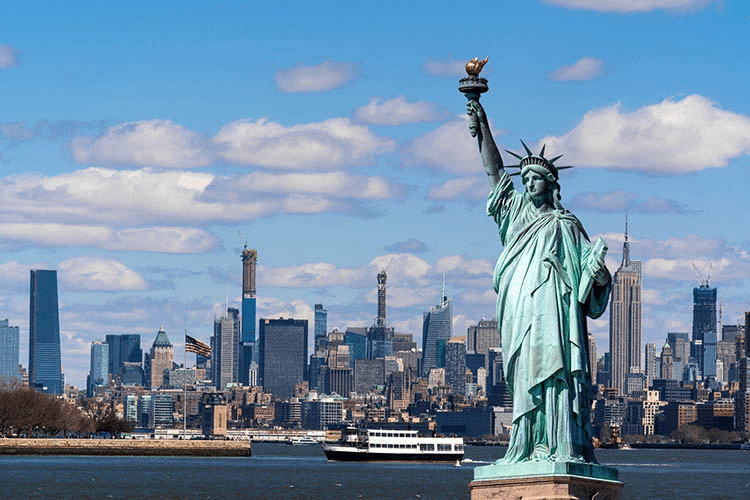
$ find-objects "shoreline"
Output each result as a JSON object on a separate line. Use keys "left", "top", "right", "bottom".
{"left": 0, "top": 438, "right": 251, "bottom": 457}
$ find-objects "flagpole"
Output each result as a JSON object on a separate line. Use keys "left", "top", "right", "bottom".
{"left": 184, "top": 329, "right": 187, "bottom": 440}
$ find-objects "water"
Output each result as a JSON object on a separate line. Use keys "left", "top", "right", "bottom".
{"left": 1, "top": 443, "right": 748, "bottom": 499}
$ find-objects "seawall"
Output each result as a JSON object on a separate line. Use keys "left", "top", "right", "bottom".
{"left": 0, "top": 438, "right": 251, "bottom": 457}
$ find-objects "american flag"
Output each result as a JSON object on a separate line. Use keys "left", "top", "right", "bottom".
{"left": 185, "top": 334, "right": 211, "bottom": 357}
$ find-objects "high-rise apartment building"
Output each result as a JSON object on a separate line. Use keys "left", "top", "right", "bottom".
{"left": 29, "top": 270, "right": 64, "bottom": 394}
{"left": 241, "top": 247, "right": 257, "bottom": 343}
{"left": 609, "top": 225, "right": 642, "bottom": 395}
{"left": 421, "top": 294, "right": 452, "bottom": 377}
{"left": 87, "top": 340, "right": 109, "bottom": 396}
{"left": 145, "top": 326, "right": 173, "bottom": 389}
{"left": 692, "top": 283, "right": 717, "bottom": 379}
{"left": 314, "top": 304, "right": 328, "bottom": 353}
{"left": 0, "top": 319, "right": 20, "bottom": 381}
{"left": 644, "top": 343, "right": 658, "bottom": 388}
{"left": 259, "top": 317, "right": 308, "bottom": 401}
{"left": 588, "top": 333, "right": 598, "bottom": 385}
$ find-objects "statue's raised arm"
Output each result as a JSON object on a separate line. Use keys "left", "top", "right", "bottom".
{"left": 466, "top": 100, "right": 503, "bottom": 189}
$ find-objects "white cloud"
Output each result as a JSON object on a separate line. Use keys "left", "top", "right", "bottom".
{"left": 212, "top": 171, "right": 406, "bottom": 200}
{"left": 0, "top": 223, "right": 218, "bottom": 253}
{"left": 354, "top": 96, "right": 446, "bottom": 125}
{"left": 57, "top": 256, "right": 149, "bottom": 292}
{"left": 0, "top": 45, "right": 19, "bottom": 69}
{"left": 259, "top": 263, "right": 368, "bottom": 288}
{"left": 544, "top": 0, "right": 716, "bottom": 12}
{"left": 70, "top": 119, "right": 212, "bottom": 168}
{"left": 214, "top": 117, "right": 395, "bottom": 169}
{"left": 274, "top": 61, "right": 359, "bottom": 93}
{"left": 0, "top": 167, "right": 408, "bottom": 229}
{"left": 428, "top": 177, "right": 487, "bottom": 201}
{"left": 549, "top": 57, "right": 604, "bottom": 81}
{"left": 539, "top": 95, "right": 750, "bottom": 173}
{"left": 435, "top": 255, "right": 493, "bottom": 276}
{"left": 257, "top": 297, "right": 314, "bottom": 324}
{"left": 422, "top": 57, "right": 467, "bottom": 77}
{"left": 0, "top": 260, "right": 49, "bottom": 286}
{"left": 404, "top": 115, "right": 488, "bottom": 174}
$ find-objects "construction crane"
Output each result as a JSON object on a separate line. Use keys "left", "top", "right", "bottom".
{"left": 238, "top": 230, "right": 248, "bottom": 251}
{"left": 690, "top": 262, "right": 712, "bottom": 288}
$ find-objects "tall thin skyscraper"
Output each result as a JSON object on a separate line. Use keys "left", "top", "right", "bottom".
{"left": 259, "top": 317, "right": 308, "bottom": 400}
{"left": 692, "top": 283, "right": 717, "bottom": 379}
{"left": 445, "top": 336, "right": 467, "bottom": 396}
{"left": 314, "top": 304, "right": 328, "bottom": 353}
{"left": 609, "top": 221, "right": 642, "bottom": 395}
{"left": 0, "top": 319, "right": 20, "bottom": 381}
{"left": 87, "top": 340, "right": 109, "bottom": 396}
{"left": 644, "top": 343, "right": 657, "bottom": 388}
{"left": 215, "top": 308, "right": 239, "bottom": 389}
{"left": 421, "top": 287, "right": 453, "bottom": 377}
{"left": 241, "top": 247, "right": 257, "bottom": 343}
{"left": 29, "top": 270, "right": 64, "bottom": 394}
{"left": 104, "top": 334, "right": 142, "bottom": 380}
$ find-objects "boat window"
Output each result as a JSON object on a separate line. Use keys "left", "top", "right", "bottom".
{"left": 420, "top": 443, "right": 435, "bottom": 451}
{"left": 437, "top": 444, "right": 452, "bottom": 452}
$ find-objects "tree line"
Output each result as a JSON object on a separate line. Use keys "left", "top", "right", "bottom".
{"left": 0, "top": 378, "right": 131, "bottom": 438}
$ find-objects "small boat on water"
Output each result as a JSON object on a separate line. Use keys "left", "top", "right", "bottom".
{"left": 288, "top": 436, "right": 317, "bottom": 445}
{"left": 322, "top": 427, "right": 464, "bottom": 462}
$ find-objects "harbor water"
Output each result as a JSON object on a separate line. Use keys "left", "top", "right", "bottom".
{"left": 2, "top": 443, "right": 749, "bottom": 499}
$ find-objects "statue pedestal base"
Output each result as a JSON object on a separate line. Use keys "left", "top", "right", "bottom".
{"left": 469, "top": 462, "right": 623, "bottom": 500}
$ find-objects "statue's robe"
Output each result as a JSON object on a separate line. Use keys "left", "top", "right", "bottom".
{"left": 487, "top": 172, "right": 610, "bottom": 463}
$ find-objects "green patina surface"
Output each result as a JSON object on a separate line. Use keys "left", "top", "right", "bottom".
{"left": 473, "top": 461, "right": 619, "bottom": 482}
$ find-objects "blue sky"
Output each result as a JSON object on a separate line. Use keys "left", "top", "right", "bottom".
{"left": 1, "top": 0, "right": 749, "bottom": 388}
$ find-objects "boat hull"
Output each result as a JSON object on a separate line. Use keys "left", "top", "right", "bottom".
{"left": 323, "top": 447, "right": 463, "bottom": 462}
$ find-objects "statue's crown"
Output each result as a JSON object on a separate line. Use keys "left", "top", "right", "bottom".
{"left": 507, "top": 141, "right": 573, "bottom": 180}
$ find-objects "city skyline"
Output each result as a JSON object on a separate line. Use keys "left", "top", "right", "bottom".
{"left": 2, "top": 2, "right": 750, "bottom": 389}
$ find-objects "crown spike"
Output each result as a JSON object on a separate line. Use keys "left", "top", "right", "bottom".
{"left": 557, "top": 166, "right": 574, "bottom": 170}
{"left": 549, "top": 154, "right": 563, "bottom": 164}
{"left": 520, "top": 140, "right": 533, "bottom": 156}
{"left": 505, "top": 149, "right": 524, "bottom": 161}
{"left": 539, "top": 144, "right": 546, "bottom": 157}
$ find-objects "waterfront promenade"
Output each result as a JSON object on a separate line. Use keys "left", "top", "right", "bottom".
{"left": 0, "top": 438, "right": 251, "bottom": 456}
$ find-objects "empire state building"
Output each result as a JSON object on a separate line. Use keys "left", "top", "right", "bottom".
{"left": 609, "top": 222, "right": 642, "bottom": 395}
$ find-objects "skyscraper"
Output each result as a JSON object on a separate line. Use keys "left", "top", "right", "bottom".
{"left": 0, "top": 319, "right": 20, "bottom": 381}
{"left": 29, "top": 270, "right": 63, "bottom": 394}
{"left": 241, "top": 247, "right": 257, "bottom": 343}
{"left": 259, "top": 317, "right": 308, "bottom": 400}
{"left": 466, "top": 318, "right": 499, "bottom": 356}
{"left": 145, "top": 326, "right": 173, "bottom": 389}
{"left": 445, "top": 336, "right": 467, "bottom": 396}
{"left": 215, "top": 309, "right": 239, "bottom": 389}
{"left": 609, "top": 224, "right": 642, "bottom": 395}
{"left": 314, "top": 304, "right": 328, "bottom": 353}
{"left": 421, "top": 293, "right": 452, "bottom": 377}
{"left": 692, "top": 283, "right": 717, "bottom": 379}
{"left": 87, "top": 340, "right": 109, "bottom": 396}
{"left": 644, "top": 343, "right": 657, "bottom": 388}
{"left": 104, "top": 334, "right": 142, "bottom": 380}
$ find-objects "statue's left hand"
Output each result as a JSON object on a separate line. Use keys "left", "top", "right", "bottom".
{"left": 592, "top": 257, "right": 610, "bottom": 285}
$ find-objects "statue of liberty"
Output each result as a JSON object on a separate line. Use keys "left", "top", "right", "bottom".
{"left": 466, "top": 98, "right": 612, "bottom": 464}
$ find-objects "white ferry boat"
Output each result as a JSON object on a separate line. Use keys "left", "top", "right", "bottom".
{"left": 322, "top": 427, "right": 464, "bottom": 462}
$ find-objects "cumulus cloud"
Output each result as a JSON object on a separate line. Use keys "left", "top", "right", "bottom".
{"left": 0, "top": 223, "right": 218, "bottom": 253}
{"left": 214, "top": 117, "right": 395, "bottom": 169}
{"left": 274, "top": 61, "right": 359, "bottom": 93}
{"left": 70, "top": 120, "right": 213, "bottom": 168}
{"left": 404, "top": 115, "right": 488, "bottom": 174}
{"left": 569, "top": 190, "right": 691, "bottom": 214}
{"left": 0, "top": 45, "right": 19, "bottom": 68}
{"left": 207, "top": 170, "right": 406, "bottom": 201}
{"left": 539, "top": 95, "right": 750, "bottom": 173}
{"left": 259, "top": 262, "right": 368, "bottom": 288}
{"left": 384, "top": 239, "right": 427, "bottom": 253}
{"left": 549, "top": 57, "right": 604, "bottom": 81}
{"left": 428, "top": 177, "right": 487, "bottom": 201}
{"left": 422, "top": 57, "right": 467, "bottom": 77}
{"left": 0, "top": 167, "right": 408, "bottom": 230}
{"left": 354, "top": 96, "right": 446, "bottom": 125}
{"left": 544, "top": 0, "right": 716, "bottom": 12}
{"left": 58, "top": 256, "right": 149, "bottom": 291}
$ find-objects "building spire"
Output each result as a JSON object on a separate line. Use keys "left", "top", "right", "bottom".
{"left": 622, "top": 212, "right": 631, "bottom": 267}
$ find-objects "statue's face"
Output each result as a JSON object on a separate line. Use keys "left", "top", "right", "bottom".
{"left": 523, "top": 171, "right": 548, "bottom": 199}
